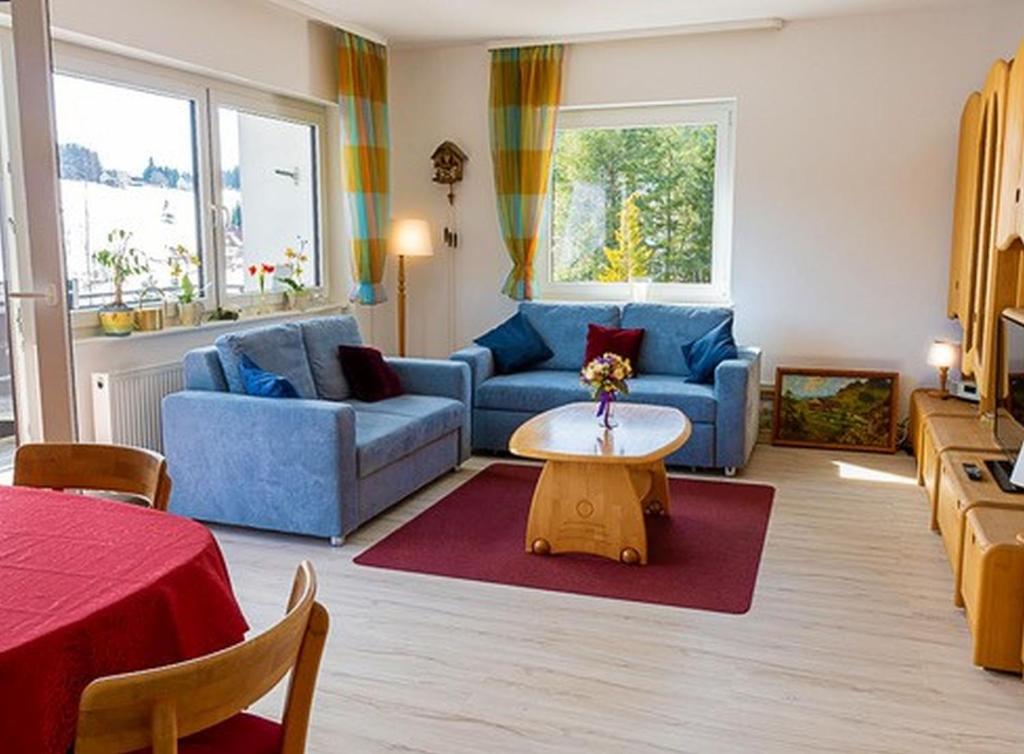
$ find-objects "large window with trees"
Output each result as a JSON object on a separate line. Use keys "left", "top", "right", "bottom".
{"left": 545, "top": 100, "right": 735, "bottom": 302}
{"left": 51, "top": 52, "right": 326, "bottom": 317}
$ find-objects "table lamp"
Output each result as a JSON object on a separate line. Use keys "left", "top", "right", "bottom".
{"left": 927, "top": 340, "right": 958, "bottom": 397}
{"left": 390, "top": 218, "right": 434, "bottom": 357}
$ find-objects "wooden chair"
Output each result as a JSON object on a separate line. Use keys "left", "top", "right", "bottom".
{"left": 13, "top": 442, "right": 172, "bottom": 511}
{"left": 74, "top": 560, "right": 329, "bottom": 754}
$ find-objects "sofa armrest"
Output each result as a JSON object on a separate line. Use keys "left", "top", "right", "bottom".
{"left": 162, "top": 391, "right": 358, "bottom": 537}
{"left": 450, "top": 345, "right": 494, "bottom": 393}
{"left": 386, "top": 357, "right": 472, "bottom": 462}
{"left": 713, "top": 347, "right": 762, "bottom": 470}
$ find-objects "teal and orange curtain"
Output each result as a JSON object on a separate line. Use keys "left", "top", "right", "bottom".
{"left": 339, "top": 31, "right": 390, "bottom": 305}
{"left": 489, "top": 45, "right": 565, "bottom": 300}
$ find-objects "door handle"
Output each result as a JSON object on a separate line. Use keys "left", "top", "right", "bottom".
{"left": 7, "top": 283, "right": 58, "bottom": 307}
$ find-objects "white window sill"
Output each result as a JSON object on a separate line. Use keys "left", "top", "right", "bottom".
{"left": 72, "top": 303, "right": 347, "bottom": 345}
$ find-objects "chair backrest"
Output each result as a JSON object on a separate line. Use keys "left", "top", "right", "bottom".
{"left": 13, "top": 442, "right": 172, "bottom": 511}
{"left": 75, "top": 560, "right": 329, "bottom": 754}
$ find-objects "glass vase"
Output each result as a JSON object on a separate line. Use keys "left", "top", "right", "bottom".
{"left": 596, "top": 391, "right": 618, "bottom": 430}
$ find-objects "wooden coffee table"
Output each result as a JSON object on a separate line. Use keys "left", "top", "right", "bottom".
{"left": 509, "top": 402, "right": 691, "bottom": 565}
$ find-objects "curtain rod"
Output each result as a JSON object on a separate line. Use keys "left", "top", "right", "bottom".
{"left": 487, "top": 17, "right": 784, "bottom": 50}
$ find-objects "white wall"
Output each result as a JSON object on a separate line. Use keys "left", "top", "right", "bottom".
{"left": 386, "top": 3, "right": 1024, "bottom": 405}
{"left": 37, "top": 0, "right": 338, "bottom": 103}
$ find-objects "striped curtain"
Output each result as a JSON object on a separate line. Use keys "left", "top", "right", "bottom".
{"left": 489, "top": 45, "right": 565, "bottom": 300}
{"left": 339, "top": 31, "right": 390, "bottom": 305}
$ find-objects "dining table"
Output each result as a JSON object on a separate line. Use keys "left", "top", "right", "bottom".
{"left": 0, "top": 485, "right": 249, "bottom": 754}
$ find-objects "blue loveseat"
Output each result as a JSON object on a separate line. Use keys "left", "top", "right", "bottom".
{"left": 451, "top": 302, "right": 760, "bottom": 473}
{"left": 162, "top": 315, "right": 471, "bottom": 544}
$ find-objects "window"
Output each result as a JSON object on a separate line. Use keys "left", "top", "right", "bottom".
{"left": 544, "top": 100, "right": 735, "bottom": 302}
{"left": 51, "top": 52, "right": 327, "bottom": 315}
{"left": 216, "top": 105, "right": 321, "bottom": 296}
{"left": 54, "top": 73, "right": 204, "bottom": 309}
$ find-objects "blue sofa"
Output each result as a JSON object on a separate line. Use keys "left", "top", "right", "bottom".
{"left": 162, "top": 315, "right": 471, "bottom": 544}
{"left": 451, "top": 302, "right": 760, "bottom": 473}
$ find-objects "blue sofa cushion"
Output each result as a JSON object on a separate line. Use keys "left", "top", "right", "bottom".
{"left": 620, "top": 375, "right": 717, "bottom": 422}
{"left": 519, "top": 302, "right": 620, "bottom": 371}
{"left": 215, "top": 323, "right": 317, "bottom": 399}
{"left": 352, "top": 396, "right": 463, "bottom": 476}
{"left": 477, "top": 371, "right": 592, "bottom": 414}
{"left": 474, "top": 312, "right": 553, "bottom": 374}
{"left": 620, "top": 303, "right": 733, "bottom": 377}
{"left": 301, "top": 315, "right": 362, "bottom": 400}
{"left": 682, "top": 317, "right": 738, "bottom": 384}
{"left": 238, "top": 355, "right": 299, "bottom": 398}
{"left": 477, "top": 371, "right": 716, "bottom": 423}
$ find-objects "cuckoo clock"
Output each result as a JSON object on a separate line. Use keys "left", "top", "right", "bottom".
{"left": 431, "top": 141, "right": 467, "bottom": 247}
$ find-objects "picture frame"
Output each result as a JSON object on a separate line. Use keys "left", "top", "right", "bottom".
{"left": 771, "top": 367, "right": 899, "bottom": 453}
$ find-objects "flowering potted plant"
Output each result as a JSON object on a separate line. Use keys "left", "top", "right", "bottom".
{"left": 580, "top": 352, "right": 633, "bottom": 429}
{"left": 248, "top": 262, "right": 275, "bottom": 313}
{"left": 167, "top": 244, "right": 204, "bottom": 326}
{"left": 94, "top": 229, "right": 149, "bottom": 336}
{"left": 278, "top": 239, "right": 311, "bottom": 311}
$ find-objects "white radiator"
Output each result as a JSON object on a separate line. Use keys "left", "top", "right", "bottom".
{"left": 92, "top": 363, "right": 184, "bottom": 452}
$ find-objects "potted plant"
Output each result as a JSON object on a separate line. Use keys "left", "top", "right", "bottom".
{"left": 94, "top": 229, "right": 149, "bottom": 336}
{"left": 279, "top": 239, "right": 311, "bottom": 311}
{"left": 167, "top": 244, "right": 204, "bottom": 326}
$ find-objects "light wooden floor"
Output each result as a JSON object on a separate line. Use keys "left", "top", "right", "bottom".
{"left": 216, "top": 445, "right": 1024, "bottom": 753}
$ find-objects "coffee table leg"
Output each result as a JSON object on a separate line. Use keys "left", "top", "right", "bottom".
{"left": 525, "top": 460, "right": 647, "bottom": 564}
{"left": 632, "top": 461, "right": 671, "bottom": 516}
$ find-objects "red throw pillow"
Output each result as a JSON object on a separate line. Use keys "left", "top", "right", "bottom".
{"left": 338, "top": 345, "right": 403, "bottom": 402}
{"left": 584, "top": 324, "right": 645, "bottom": 369}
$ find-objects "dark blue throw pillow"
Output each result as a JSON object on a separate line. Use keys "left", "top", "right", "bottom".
{"left": 239, "top": 354, "right": 299, "bottom": 398}
{"left": 682, "top": 317, "right": 738, "bottom": 384}
{"left": 475, "top": 312, "right": 554, "bottom": 374}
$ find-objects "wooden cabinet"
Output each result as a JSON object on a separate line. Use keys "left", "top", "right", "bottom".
{"left": 946, "top": 48, "right": 1024, "bottom": 410}
{"left": 907, "top": 388, "right": 977, "bottom": 456}
{"left": 997, "top": 42, "right": 1024, "bottom": 252}
{"left": 934, "top": 451, "right": 1024, "bottom": 607}
{"left": 961, "top": 506, "right": 1024, "bottom": 672}
{"left": 949, "top": 92, "right": 983, "bottom": 324}
{"left": 916, "top": 414, "right": 998, "bottom": 529}
{"left": 964, "top": 60, "right": 1012, "bottom": 410}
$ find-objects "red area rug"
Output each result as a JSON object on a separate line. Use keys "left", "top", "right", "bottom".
{"left": 355, "top": 463, "right": 775, "bottom": 614}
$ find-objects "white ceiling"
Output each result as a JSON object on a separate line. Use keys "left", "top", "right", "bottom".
{"left": 269, "top": 0, "right": 1005, "bottom": 46}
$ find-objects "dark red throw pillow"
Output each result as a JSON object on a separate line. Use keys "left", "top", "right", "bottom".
{"left": 338, "top": 345, "right": 403, "bottom": 402}
{"left": 583, "top": 324, "right": 645, "bottom": 369}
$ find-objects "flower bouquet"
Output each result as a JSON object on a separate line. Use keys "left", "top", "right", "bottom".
{"left": 248, "top": 263, "right": 275, "bottom": 313}
{"left": 581, "top": 352, "right": 633, "bottom": 430}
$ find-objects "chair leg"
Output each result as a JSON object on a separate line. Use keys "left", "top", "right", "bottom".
{"left": 329, "top": 535, "right": 345, "bottom": 547}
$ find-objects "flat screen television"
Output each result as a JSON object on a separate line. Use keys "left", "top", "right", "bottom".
{"left": 991, "top": 310, "right": 1024, "bottom": 491}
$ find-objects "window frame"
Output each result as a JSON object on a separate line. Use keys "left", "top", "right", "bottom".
{"left": 208, "top": 86, "right": 327, "bottom": 309}
{"left": 539, "top": 99, "right": 736, "bottom": 305}
{"left": 53, "top": 48, "right": 214, "bottom": 329}
{"left": 49, "top": 42, "right": 330, "bottom": 332}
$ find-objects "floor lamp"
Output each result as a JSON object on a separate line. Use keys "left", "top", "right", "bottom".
{"left": 391, "top": 218, "right": 434, "bottom": 357}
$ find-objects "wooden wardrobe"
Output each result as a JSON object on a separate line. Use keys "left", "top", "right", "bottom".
{"left": 948, "top": 38, "right": 1024, "bottom": 413}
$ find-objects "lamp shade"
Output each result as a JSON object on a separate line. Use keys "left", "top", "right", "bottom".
{"left": 927, "top": 340, "right": 958, "bottom": 369}
{"left": 390, "top": 218, "right": 434, "bottom": 258}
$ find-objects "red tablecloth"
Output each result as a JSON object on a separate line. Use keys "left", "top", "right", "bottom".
{"left": 0, "top": 487, "right": 249, "bottom": 753}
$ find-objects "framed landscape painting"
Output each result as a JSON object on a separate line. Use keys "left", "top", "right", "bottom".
{"left": 772, "top": 368, "right": 899, "bottom": 453}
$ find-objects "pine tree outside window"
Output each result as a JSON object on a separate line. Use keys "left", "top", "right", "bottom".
{"left": 542, "top": 100, "right": 735, "bottom": 303}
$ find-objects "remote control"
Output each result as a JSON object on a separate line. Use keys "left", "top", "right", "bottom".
{"left": 963, "top": 463, "right": 984, "bottom": 482}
